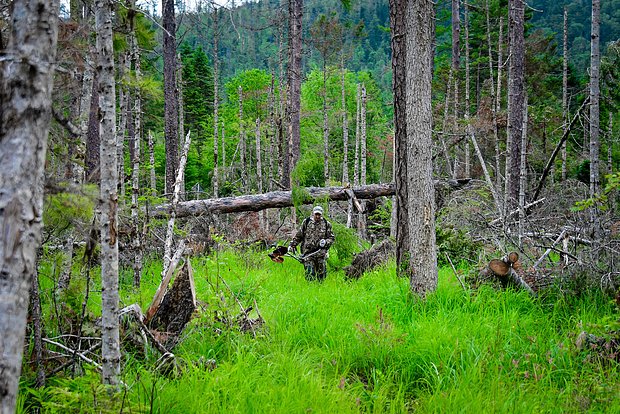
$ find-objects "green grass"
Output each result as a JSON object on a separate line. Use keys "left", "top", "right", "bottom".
{"left": 22, "top": 248, "right": 620, "bottom": 413}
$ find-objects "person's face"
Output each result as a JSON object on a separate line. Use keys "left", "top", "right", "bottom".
{"left": 313, "top": 212, "right": 322, "bottom": 222}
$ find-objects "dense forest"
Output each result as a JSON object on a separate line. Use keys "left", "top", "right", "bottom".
{"left": 0, "top": 0, "right": 619, "bottom": 412}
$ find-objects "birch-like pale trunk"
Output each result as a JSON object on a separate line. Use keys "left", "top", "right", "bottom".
{"left": 177, "top": 57, "right": 185, "bottom": 200}
{"left": 322, "top": 62, "right": 329, "bottom": 184}
{"left": 277, "top": 18, "right": 288, "bottom": 187}
{"left": 239, "top": 85, "right": 247, "bottom": 190}
{"left": 518, "top": 94, "right": 528, "bottom": 245}
{"left": 0, "top": 17, "right": 60, "bottom": 379}
{"left": 484, "top": 0, "right": 499, "bottom": 186}
{"left": 341, "top": 56, "right": 350, "bottom": 184}
{"left": 589, "top": 0, "right": 600, "bottom": 199}
{"left": 561, "top": 7, "right": 569, "bottom": 181}
{"left": 405, "top": 0, "right": 437, "bottom": 296}
{"left": 496, "top": 16, "right": 504, "bottom": 190}
{"left": 358, "top": 85, "right": 368, "bottom": 239}
{"left": 440, "top": 71, "right": 455, "bottom": 178}
{"left": 76, "top": 49, "right": 94, "bottom": 185}
{"left": 268, "top": 73, "right": 276, "bottom": 190}
{"left": 255, "top": 118, "right": 264, "bottom": 228}
{"left": 96, "top": 0, "right": 120, "bottom": 386}
{"left": 162, "top": 131, "right": 191, "bottom": 278}
{"left": 464, "top": 6, "right": 471, "bottom": 178}
{"left": 353, "top": 83, "right": 361, "bottom": 186}
{"left": 130, "top": 16, "right": 142, "bottom": 288}
{"left": 213, "top": 9, "right": 220, "bottom": 197}
{"left": 360, "top": 85, "right": 367, "bottom": 187}
{"left": 221, "top": 123, "right": 226, "bottom": 183}
{"left": 451, "top": 0, "right": 461, "bottom": 176}
{"left": 117, "top": 51, "right": 129, "bottom": 205}
{"left": 148, "top": 130, "right": 157, "bottom": 196}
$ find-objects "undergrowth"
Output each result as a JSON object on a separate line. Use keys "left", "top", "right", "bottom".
{"left": 21, "top": 247, "right": 620, "bottom": 413}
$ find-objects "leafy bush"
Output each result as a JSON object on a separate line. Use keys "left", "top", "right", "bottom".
{"left": 436, "top": 226, "right": 482, "bottom": 267}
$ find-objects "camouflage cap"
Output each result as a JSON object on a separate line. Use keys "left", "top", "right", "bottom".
{"left": 312, "top": 205, "right": 324, "bottom": 215}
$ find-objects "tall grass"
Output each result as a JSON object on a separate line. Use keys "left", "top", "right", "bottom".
{"left": 23, "top": 247, "right": 619, "bottom": 413}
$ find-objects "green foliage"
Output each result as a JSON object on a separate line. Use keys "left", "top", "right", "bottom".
{"left": 329, "top": 221, "right": 359, "bottom": 265}
{"left": 43, "top": 186, "right": 97, "bottom": 237}
{"left": 291, "top": 154, "right": 325, "bottom": 188}
{"left": 436, "top": 226, "right": 483, "bottom": 267}
{"left": 573, "top": 172, "right": 620, "bottom": 211}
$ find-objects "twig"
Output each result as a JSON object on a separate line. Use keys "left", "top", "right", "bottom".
{"left": 445, "top": 253, "right": 467, "bottom": 291}
{"left": 532, "top": 229, "right": 567, "bottom": 269}
{"left": 43, "top": 338, "right": 101, "bottom": 370}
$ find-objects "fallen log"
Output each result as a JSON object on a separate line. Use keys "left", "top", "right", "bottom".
{"left": 151, "top": 180, "right": 472, "bottom": 219}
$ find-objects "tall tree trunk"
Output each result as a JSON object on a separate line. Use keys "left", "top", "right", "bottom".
{"left": 353, "top": 83, "right": 361, "bottom": 186}
{"left": 451, "top": 0, "right": 461, "bottom": 164}
{"left": 268, "top": 73, "right": 276, "bottom": 190}
{"left": 496, "top": 16, "right": 504, "bottom": 191}
{"left": 287, "top": 0, "right": 303, "bottom": 188}
{"left": 464, "top": 5, "right": 471, "bottom": 178}
{"left": 485, "top": 0, "right": 500, "bottom": 190}
{"left": 148, "top": 130, "right": 157, "bottom": 196}
{"left": 323, "top": 61, "right": 329, "bottom": 184}
{"left": 163, "top": 0, "right": 179, "bottom": 196}
{"left": 506, "top": 0, "right": 526, "bottom": 212}
{"left": 76, "top": 47, "right": 94, "bottom": 185}
{"left": 221, "top": 123, "right": 226, "bottom": 183}
{"left": 277, "top": 18, "right": 288, "bottom": 188}
{"left": 405, "top": 0, "right": 437, "bottom": 295}
{"left": 96, "top": 0, "right": 120, "bottom": 386}
{"left": 86, "top": 75, "right": 100, "bottom": 183}
{"left": 239, "top": 85, "right": 247, "bottom": 190}
{"left": 341, "top": 55, "right": 350, "bottom": 184}
{"left": 359, "top": 85, "right": 368, "bottom": 239}
{"left": 389, "top": 0, "right": 410, "bottom": 275}
{"left": 130, "top": 8, "right": 142, "bottom": 288}
{"left": 255, "top": 118, "right": 263, "bottom": 194}
{"left": 561, "top": 7, "right": 569, "bottom": 181}
{"left": 589, "top": 0, "right": 600, "bottom": 199}
{"left": 213, "top": 10, "right": 220, "bottom": 198}
{"left": 518, "top": 93, "right": 528, "bottom": 245}
{"left": 117, "top": 51, "right": 128, "bottom": 205}
{"left": 0, "top": 4, "right": 59, "bottom": 409}
{"left": 29, "top": 272, "right": 46, "bottom": 388}
{"left": 178, "top": 53, "right": 185, "bottom": 200}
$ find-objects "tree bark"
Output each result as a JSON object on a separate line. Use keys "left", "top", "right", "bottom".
{"left": 163, "top": 0, "right": 179, "bottom": 196}
{"left": 96, "top": 0, "right": 120, "bottom": 387}
{"left": 506, "top": 0, "right": 526, "bottom": 211}
{"left": 239, "top": 85, "right": 247, "bottom": 190}
{"left": 405, "top": 0, "right": 437, "bottom": 295}
{"left": 353, "top": 83, "right": 361, "bottom": 186}
{"left": 287, "top": 0, "right": 303, "bottom": 188}
{"left": 561, "top": 7, "right": 569, "bottom": 181}
{"left": 148, "top": 130, "right": 157, "bottom": 196}
{"left": 85, "top": 74, "right": 100, "bottom": 183}
{"left": 130, "top": 7, "right": 142, "bottom": 288}
{"left": 589, "top": 0, "right": 600, "bottom": 199}
{"left": 341, "top": 55, "right": 350, "bottom": 184}
{"left": 496, "top": 16, "right": 504, "bottom": 190}
{"left": 323, "top": 59, "right": 329, "bottom": 184}
{"left": 213, "top": 9, "right": 220, "bottom": 197}
{"left": 389, "top": 0, "right": 410, "bottom": 275}
{"left": 0, "top": 0, "right": 59, "bottom": 410}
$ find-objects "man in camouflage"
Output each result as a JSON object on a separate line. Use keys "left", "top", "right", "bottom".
{"left": 289, "top": 205, "right": 335, "bottom": 281}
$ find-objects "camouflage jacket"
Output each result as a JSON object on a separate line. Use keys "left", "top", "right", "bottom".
{"left": 291, "top": 216, "right": 335, "bottom": 255}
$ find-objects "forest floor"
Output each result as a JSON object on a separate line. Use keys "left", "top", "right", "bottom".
{"left": 19, "top": 247, "right": 620, "bottom": 413}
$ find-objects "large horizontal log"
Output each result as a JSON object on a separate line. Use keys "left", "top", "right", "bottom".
{"left": 151, "top": 179, "right": 471, "bottom": 219}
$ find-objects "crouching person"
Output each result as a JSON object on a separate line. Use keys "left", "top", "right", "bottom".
{"left": 288, "top": 206, "right": 335, "bottom": 281}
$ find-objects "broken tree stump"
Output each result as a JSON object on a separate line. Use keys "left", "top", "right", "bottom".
{"left": 480, "top": 252, "right": 536, "bottom": 296}
{"left": 344, "top": 239, "right": 395, "bottom": 279}
{"left": 146, "top": 259, "right": 197, "bottom": 349}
